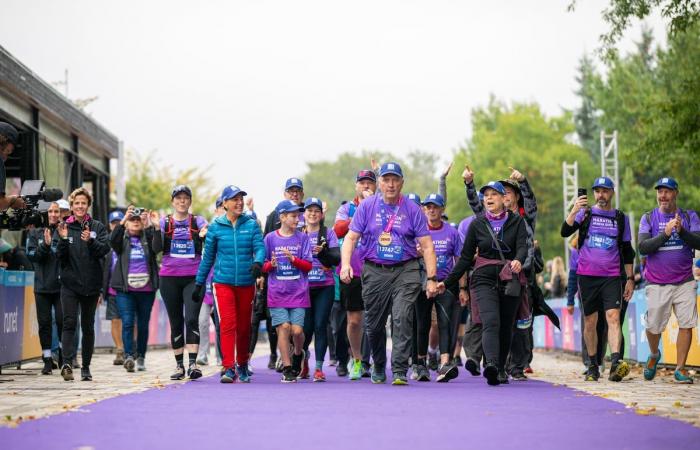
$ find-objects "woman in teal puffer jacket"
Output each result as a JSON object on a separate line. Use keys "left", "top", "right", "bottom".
{"left": 194, "top": 185, "right": 265, "bottom": 383}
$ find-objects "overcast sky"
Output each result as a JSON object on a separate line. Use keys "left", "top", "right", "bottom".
{"left": 1, "top": 0, "right": 665, "bottom": 217}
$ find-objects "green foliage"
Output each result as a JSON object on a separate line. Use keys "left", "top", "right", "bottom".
{"left": 124, "top": 150, "right": 218, "bottom": 217}
{"left": 572, "top": 54, "right": 602, "bottom": 162}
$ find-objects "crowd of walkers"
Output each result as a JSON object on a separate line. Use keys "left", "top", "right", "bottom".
{"left": 8, "top": 153, "right": 700, "bottom": 386}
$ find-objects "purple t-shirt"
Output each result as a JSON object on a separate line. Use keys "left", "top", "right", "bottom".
{"left": 458, "top": 216, "right": 476, "bottom": 244}
{"left": 639, "top": 208, "right": 700, "bottom": 284}
{"left": 307, "top": 228, "right": 339, "bottom": 288}
{"left": 335, "top": 200, "right": 364, "bottom": 277}
{"left": 159, "top": 215, "right": 208, "bottom": 277}
{"left": 204, "top": 267, "right": 215, "bottom": 306}
{"left": 127, "top": 236, "right": 154, "bottom": 292}
{"left": 429, "top": 222, "right": 462, "bottom": 280}
{"left": 264, "top": 230, "right": 313, "bottom": 308}
{"left": 349, "top": 194, "right": 429, "bottom": 264}
{"left": 487, "top": 214, "right": 507, "bottom": 233}
{"left": 570, "top": 247, "right": 579, "bottom": 272}
{"left": 108, "top": 251, "right": 118, "bottom": 296}
{"left": 575, "top": 207, "right": 631, "bottom": 277}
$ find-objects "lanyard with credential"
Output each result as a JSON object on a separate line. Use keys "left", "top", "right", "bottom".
{"left": 379, "top": 197, "right": 403, "bottom": 246}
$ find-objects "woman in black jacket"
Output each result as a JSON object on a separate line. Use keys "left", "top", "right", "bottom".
{"left": 442, "top": 181, "right": 527, "bottom": 386}
{"left": 56, "top": 188, "right": 111, "bottom": 382}
{"left": 110, "top": 206, "right": 159, "bottom": 373}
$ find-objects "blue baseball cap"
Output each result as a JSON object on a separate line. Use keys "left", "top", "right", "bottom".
{"left": 220, "top": 185, "right": 247, "bottom": 202}
{"left": 304, "top": 197, "right": 323, "bottom": 210}
{"left": 215, "top": 195, "right": 223, "bottom": 209}
{"left": 479, "top": 181, "right": 506, "bottom": 196}
{"left": 276, "top": 199, "right": 304, "bottom": 214}
{"left": 655, "top": 177, "right": 679, "bottom": 191}
{"left": 285, "top": 178, "right": 304, "bottom": 190}
{"left": 422, "top": 193, "right": 445, "bottom": 207}
{"left": 592, "top": 177, "right": 615, "bottom": 190}
{"left": 109, "top": 210, "right": 124, "bottom": 223}
{"left": 406, "top": 193, "right": 421, "bottom": 205}
{"left": 379, "top": 162, "right": 404, "bottom": 178}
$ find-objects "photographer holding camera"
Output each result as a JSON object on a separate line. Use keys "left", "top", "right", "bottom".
{"left": 0, "top": 122, "right": 26, "bottom": 211}
{"left": 56, "top": 187, "right": 111, "bottom": 382}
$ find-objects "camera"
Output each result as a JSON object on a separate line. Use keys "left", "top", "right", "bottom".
{"left": 131, "top": 207, "right": 144, "bottom": 217}
{"left": 0, "top": 180, "right": 63, "bottom": 230}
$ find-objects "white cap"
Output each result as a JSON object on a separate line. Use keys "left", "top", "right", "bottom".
{"left": 56, "top": 199, "right": 70, "bottom": 210}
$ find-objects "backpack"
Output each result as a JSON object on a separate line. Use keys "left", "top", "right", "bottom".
{"left": 643, "top": 208, "right": 691, "bottom": 238}
{"left": 577, "top": 208, "right": 626, "bottom": 251}
{"left": 163, "top": 214, "right": 203, "bottom": 255}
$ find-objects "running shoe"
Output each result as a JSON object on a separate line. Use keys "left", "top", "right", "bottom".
{"left": 282, "top": 366, "right": 297, "bottom": 383}
{"left": 371, "top": 367, "right": 387, "bottom": 384}
{"left": 483, "top": 364, "right": 499, "bottom": 386}
{"left": 415, "top": 364, "right": 431, "bottom": 382}
{"left": 221, "top": 367, "right": 236, "bottom": 383}
{"left": 72, "top": 357, "right": 81, "bottom": 369}
{"left": 410, "top": 364, "right": 419, "bottom": 381}
{"left": 136, "top": 357, "right": 146, "bottom": 371}
{"left": 41, "top": 357, "right": 53, "bottom": 375}
{"left": 608, "top": 361, "right": 629, "bottom": 382}
{"left": 298, "top": 352, "right": 310, "bottom": 379}
{"left": 170, "top": 366, "right": 186, "bottom": 380}
{"left": 245, "top": 364, "right": 254, "bottom": 377}
{"left": 453, "top": 355, "right": 462, "bottom": 367}
{"left": 436, "top": 362, "right": 458, "bottom": 383}
{"left": 361, "top": 362, "right": 372, "bottom": 378}
{"left": 268, "top": 353, "right": 278, "bottom": 370}
{"left": 196, "top": 357, "right": 209, "bottom": 366}
{"left": 524, "top": 366, "right": 533, "bottom": 374}
{"left": 313, "top": 369, "right": 326, "bottom": 382}
{"left": 674, "top": 369, "right": 694, "bottom": 384}
{"left": 336, "top": 362, "right": 349, "bottom": 377}
{"left": 349, "top": 359, "right": 363, "bottom": 380}
{"left": 497, "top": 369, "right": 509, "bottom": 385}
{"left": 188, "top": 364, "right": 203, "bottom": 380}
{"left": 643, "top": 352, "right": 661, "bottom": 381}
{"left": 584, "top": 364, "right": 600, "bottom": 382}
{"left": 113, "top": 349, "right": 125, "bottom": 366}
{"left": 464, "top": 358, "right": 481, "bottom": 376}
{"left": 328, "top": 359, "right": 338, "bottom": 367}
{"left": 81, "top": 367, "right": 92, "bottom": 381}
{"left": 428, "top": 353, "right": 439, "bottom": 371}
{"left": 392, "top": 372, "right": 408, "bottom": 386}
{"left": 291, "top": 352, "right": 303, "bottom": 378}
{"left": 60, "top": 364, "right": 74, "bottom": 381}
{"left": 236, "top": 364, "right": 251, "bottom": 383}
{"left": 124, "top": 356, "right": 135, "bottom": 373}
{"left": 511, "top": 370, "right": 528, "bottom": 381}
{"left": 275, "top": 358, "right": 284, "bottom": 373}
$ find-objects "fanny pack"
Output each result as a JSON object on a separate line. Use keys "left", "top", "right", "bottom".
{"left": 128, "top": 273, "right": 150, "bottom": 289}
{"left": 484, "top": 221, "right": 521, "bottom": 298}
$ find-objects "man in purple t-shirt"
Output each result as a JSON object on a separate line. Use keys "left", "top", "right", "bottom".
{"left": 638, "top": 177, "right": 700, "bottom": 384}
{"left": 340, "top": 162, "right": 438, "bottom": 385}
{"left": 561, "top": 177, "right": 635, "bottom": 383}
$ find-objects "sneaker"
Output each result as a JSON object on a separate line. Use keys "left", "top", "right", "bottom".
{"left": 410, "top": 365, "right": 419, "bottom": 381}
{"left": 80, "top": 367, "right": 92, "bottom": 381}
{"left": 72, "top": 357, "right": 81, "bottom": 369}
{"left": 428, "top": 353, "right": 439, "bottom": 371}
{"left": 275, "top": 358, "right": 284, "bottom": 373}
{"left": 371, "top": 366, "right": 387, "bottom": 384}
{"left": 643, "top": 352, "right": 661, "bottom": 381}
{"left": 584, "top": 364, "right": 600, "bottom": 382}
{"left": 245, "top": 364, "right": 254, "bottom": 377}
{"left": 453, "top": 355, "right": 463, "bottom": 367}
{"left": 221, "top": 367, "right": 236, "bottom": 383}
{"left": 124, "top": 356, "right": 135, "bottom": 372}
{"left": 328, "top": 359, "right": 338, "bottom": 367}
{"left": 136, "top": 357, "right": 146, "bottom": 371}
{"left": 436, "top": 362, "right": 458, "bottom": 383}
{"left": 188, "top": 364, "right": 203, "bottom": 380}
{"left": 196, "top": 357, "right": 209, "bottom": 366}
{"left": 291, "top": 352, "right": 303, "bottom": 378}
{"left": 268, "top": 353, "right": 278, "bottom": 370}
{"left": 465, "top": 358, "right": 481, "bottom": 376}
{"left": 170, "top": 366, "right": 186, "bottom": 380}
{"left": 60, "top": 364, "right": 74, "bottom": 381}
{"left": 336, "top": 362, "right": 349, "bottom": 377}
{"left": 361, "top": 363, "right": 372, "bottom": 378}
{"left": 497, "top": 369, "right": 509, "bottom": 385}
{"left": 113, "top": 349, "right": 125, "bottom": 366}
{"left": 51, "top": 354, "right": 59, "bottom": 369}
{"left": 349, "top": 359, "right": 363, "bottom": 380}
{"left": 415, "top": 364, "right": 431, "bottom": 382}
{"left": 41, "top": 357, "right": 53, "bottom": 375}
{"left": 236, "top": 364, "right": 251, "bottom": 383}
{"left": 524, "top": 366, "right": 533, "bottom": 374}
{"left": 483, "top": 364, "right": 499, "bottom": 386}
{"left": 608, "top": 360, "right": 629, "bottom": 382}
{"left": 511, "top": 370, "right": 528, "bottom": 381}
{"left": 392, "top": 372, "right": 408, "bottom": 386}
{"left": 674, "top": 369, "right": 694, "bottom": 384}
{"left": 313, "top": 369, "right": 326, "bottom": 382}
{"left": 298, "top": 352, "right": 310, "bottom": 379}
{"left": 281, "top": 366, "right": 297, "bottom": 383}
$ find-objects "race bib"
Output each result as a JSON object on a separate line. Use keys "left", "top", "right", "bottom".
{"left": 659, "top": 231, "right": 684, "bottom": 251}
{"left": 309, "top": 267, "right": 326, "bottom": 282}
{"left": 437, "top": 254, "right": 448, "bottom": 269}
{"left": 130, "top": 245, "right": 146, "bottom": 262}
{"left": 170, "top": 239, "right": 195, "bottom": 259}
{"left": 377, "top": 242, "right": 404, "bottom": 261}
{"left": 276, "top": 260, "right": 301, "bottom": 280}
{"left": 587, "top": 234, "right": 615, "bottom": 250}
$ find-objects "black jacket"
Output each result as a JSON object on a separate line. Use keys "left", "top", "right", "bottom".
{"left": 109, "top": 224, "right": 159, "bottom": 292}
{"left": 55, "top": 217, "right": 111, "bottom": 296}
{"left": 26, "top": 227, "right": 60, "bottom": 293}
{"left": 444, "top": 212, "right": 528, "bottom": 288}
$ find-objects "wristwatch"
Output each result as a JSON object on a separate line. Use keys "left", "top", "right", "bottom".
{"left": 426, "top": 276, "right": 438, "bottom": 282}
{"left": 626, "top": 276, "right": 634, "bottom": 281}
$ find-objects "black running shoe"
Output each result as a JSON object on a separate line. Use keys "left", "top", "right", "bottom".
{"left": 291, "top": 352, "right": 303, "bottom": 377}
{"left": 453, "top": 356, "right": 462, "bottom": 367}
{"left": 608, "top": 361, "right": 629, "bottom": 382}
{"left": 428, "top": 353, "right": 439, "bottom": 371}
{"left": 416, "top": 364, "right": 431, "bottom": 382}
{"left": 267, "top": 353, "right": 278, "bottom": 370}
{"left": 41, "top": 357, "right": 53, "bottom": 375}
{"left": 584, "top": 364, "right": 600, "bottom": 382}
{"left": 361, "top": 362, "right": 372, "bottom": 378}
{"left": 436, "top": 362, "right": 459, "bottom": 383}
{"left": 497, "top": 369, "right": 509, "bottom": 385}
{"left": 188, "top": 364, "right": 203, "bottom": 380}
{"left": 483, "top": 364, "right": 499, "bottom": 386}
{"left": 511, "top": 370, "right": 528, "bottom": 381}
{"left": 281, "top": 366, "right": 297, "bottom": 383}
{"left": 81, "top": 367, "right": 92, "bottom": 381}
{"left": 465, "top": 358, "right": 481, "bottom": 376}
{"left": 170, "top": 366, "right": 186, "bottom": 381}
{"left": 60, "top": 364, "right": 73, "bottom": 381}
{"left": 336, "top": 363, "right": 349, "bottom": 377}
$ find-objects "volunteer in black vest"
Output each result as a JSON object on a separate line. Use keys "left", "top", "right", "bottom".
{"left": 153, "top": 185, "right": 208, "bottom": 380}
{"left": 56, "top": 187, "right": 111, "bottom": 382}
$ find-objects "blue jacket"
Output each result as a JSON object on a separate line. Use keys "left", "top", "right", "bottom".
{"left": 196, "top": 214, "right": 265, "bottom": 287}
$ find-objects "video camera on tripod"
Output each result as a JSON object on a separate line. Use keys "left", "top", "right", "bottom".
{"left": 0, "top": 180, "right": 63, "bottom": 230}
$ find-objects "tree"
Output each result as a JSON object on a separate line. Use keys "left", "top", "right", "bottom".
{"left": 123, "top": 150, "right": 218, "bottom": 217}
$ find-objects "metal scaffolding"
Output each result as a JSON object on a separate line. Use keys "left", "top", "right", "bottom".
{"left": 562, "top": 161, "right": 579, "bottom": 269}
{"left": 600, "top": 130, "right": 620, "bottom": 208}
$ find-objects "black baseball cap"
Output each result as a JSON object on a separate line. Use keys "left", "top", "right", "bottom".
{"left": 0, "top": 122, "right": 19, "bottom": 145}
{"left": 356, "top": 170, "right": 376, "bottom": 182}
{"left": 171, "top": 184, "right": 192, "bottom": 199}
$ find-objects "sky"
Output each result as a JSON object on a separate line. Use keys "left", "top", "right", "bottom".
{"left": 1, "top": 0, "right": 666, "bottom": 217}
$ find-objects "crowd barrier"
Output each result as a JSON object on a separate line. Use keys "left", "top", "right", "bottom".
{"left": 534, "top": 285, "right": 700, "bottom": 366}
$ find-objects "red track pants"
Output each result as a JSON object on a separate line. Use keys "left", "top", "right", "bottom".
{"left": 212, "top": 283, "right": 255, "bottom": 368}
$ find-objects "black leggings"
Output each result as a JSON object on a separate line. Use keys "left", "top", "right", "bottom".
{"left": 474, "top": 283, "right": 519, "bottom": 369}
{"left": 60, "top": 288, "right": 98, "bottom": 367}
{"left": 35, "top": 292, "right": 62, "bottom": 351}
{"left": 160, "top": 276, "right": 201, "bottom": 349}
{"left": 249, "top": 290, "right": 278, "bottom": 355}
{"left": 415, "top": 290, "right": 458, "bottom": 357}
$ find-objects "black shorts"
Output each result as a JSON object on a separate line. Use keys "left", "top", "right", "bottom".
{"left": 106, "top": 294, "right": 120, "bottom": 320}
{"left": 341, "top": 276, "right": 364, "bottom": 312}
{"left": 578, "top": 275, "right": 622, "bottom": 316}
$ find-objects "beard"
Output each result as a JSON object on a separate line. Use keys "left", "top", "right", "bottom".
{"left": 596, "top": 198, "right": 609, "bottom": 208}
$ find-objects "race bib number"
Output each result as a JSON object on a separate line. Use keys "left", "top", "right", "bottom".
{"left": 309, "top": 267, "right": 326, "bottom": 282}
{"left": 659, "top": 231, "right": 684, "bottom": 251}
{"left": 437, "top": 254, "right": 448, "bottom": 269}
{"left": 170, "top": 239, "right": 195, "bottom": 259}
{"left": 587, "top": 234, "right": 614, "bottom": 250}
{"left": 377, "top": 243, "right": 404, "bottom": 261}
{"left": 130, "top": 245, "right": 146, "bottom": 262}
{"left": 276, "top": 260, "right": 301, "bottom": 280}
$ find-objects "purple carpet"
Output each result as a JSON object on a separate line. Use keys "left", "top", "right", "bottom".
{"left": 2, "top": 357, "right": 699, "bottom": 450}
